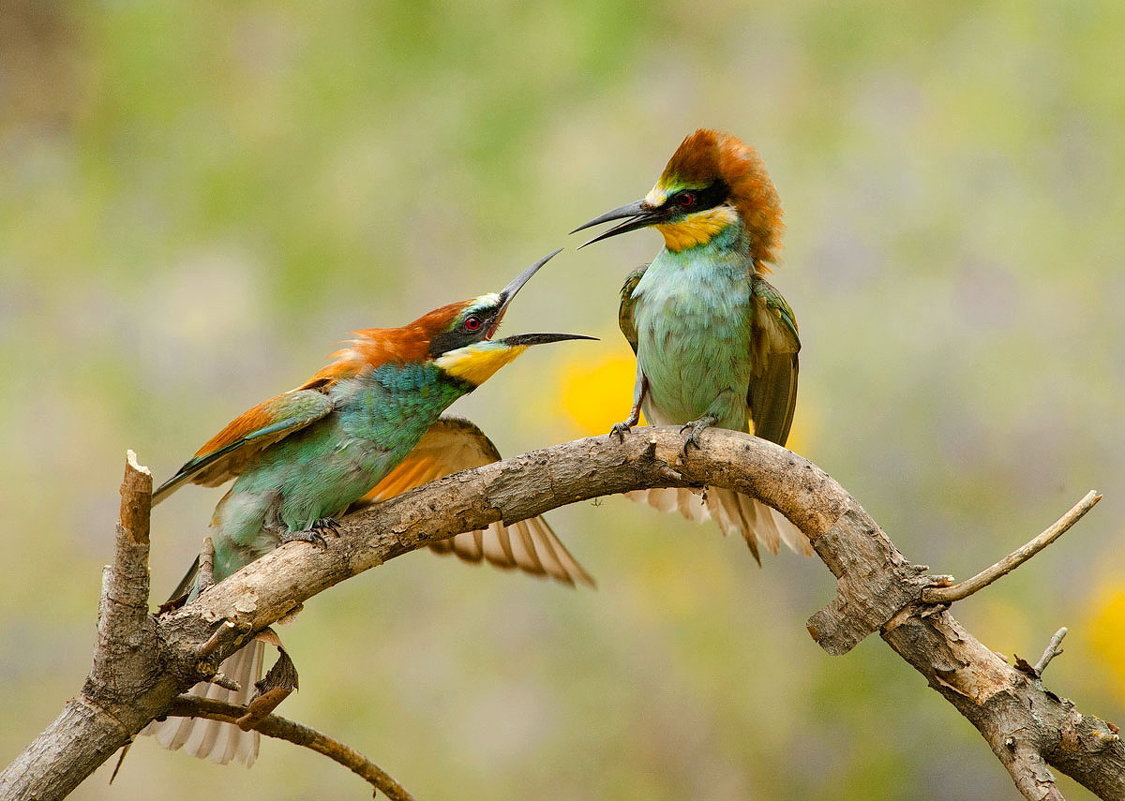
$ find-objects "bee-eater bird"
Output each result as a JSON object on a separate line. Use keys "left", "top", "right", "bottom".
{"left": 143, "top": 250, "right": 595, "bottom": 766}
{"left": 572, "top": 129, "right": 812, "bottom": 563}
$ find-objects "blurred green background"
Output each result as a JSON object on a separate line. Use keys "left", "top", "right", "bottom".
{"left": 2, "top": 1, "right": 1123, "bottom": 798}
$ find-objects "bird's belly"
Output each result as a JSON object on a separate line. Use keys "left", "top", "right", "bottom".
{"left": 211, "top": 440, "right": 403, "bottom": 582}
{"left": 272, "top": 436, "right": 409, "bottom": 530}
{"left": 635, "top": 290, "right": 752, "bottom": 431}
{"left": 219, "top": 427, "right": 419, "bottom": 549}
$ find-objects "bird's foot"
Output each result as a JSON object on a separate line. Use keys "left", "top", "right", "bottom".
{"left": 312, "top": 516, "right": 343, "bottom": 537}
{"left": 280, "top": 528, "right": 326, "bottom": 548}
{"left": 281, "top": 518, "right": 341, "bottom": 549}
{"left": 680, "top": 415, "right": 718, "bottom": 454}
{"left": 610, "top": 408, "right": 642, "bottom": 441}
{"left": 609, "top": 421, "right": 634, "bottom": 441}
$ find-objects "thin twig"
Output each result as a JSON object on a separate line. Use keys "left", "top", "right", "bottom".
{"left": 167, "top": 696, "right": 415, "bottom": 801}
{"left": 923, "top": 491, "right": 1101, "bottom": 604}
{"left": 208, "top": 673, "right": 242, "bottom": 692}
{"left": 1034, "top": 627, "right": 1068, "bottom": 677}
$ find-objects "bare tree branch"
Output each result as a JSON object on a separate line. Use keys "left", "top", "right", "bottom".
{"left": 923, "top": 491, "right": 1102, "bottom": 604}
{"left": 93, "top": 450, "right": 155, "bottom": 689}
{"left": 1, "top": 430, "right": 1121, "bottom": 800}
{"left": 166, "top": 696, "right": 415, "bottom": 800}
{"left": 1, "top": 453, "right": 171, "bottom": 801}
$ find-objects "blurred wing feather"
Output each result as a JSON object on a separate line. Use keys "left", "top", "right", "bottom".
{"left": 355, "top": 417, "right": 594, "bottom": 587}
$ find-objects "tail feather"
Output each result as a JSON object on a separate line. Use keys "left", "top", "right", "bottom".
{"left": 524, "top": 516, "right": 596, "bottom": 586}
{"left": 737, "top": 492, "right": 779, "bottom": 555}
{"left": 626, "top": 487, "right": 708, "bottom": 521}
{"left": 144, "top": 640, "right": 264, "bottom": 766}
{"left": 506, "top": 524, "right": 546, "bottom": 575}
{"left": 776, "top": 504, "right": 814, "bottom": 556}
{"left": 626, "top": 486, "right": 811, "bottom": 559}
{"left": 429, "top": 515, "right": 595, "bottom": 587}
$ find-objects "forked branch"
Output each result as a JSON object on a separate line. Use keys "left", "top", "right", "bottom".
{"left": 1, "top": 430, "right": 1119, "bottom": 801}
{"left": 1034, "top": 628, "right": 1069, "bottom": 677}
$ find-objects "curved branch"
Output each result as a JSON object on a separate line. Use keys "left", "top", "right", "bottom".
{"left": 2, "top": 429, "right": 1121, "bottom": 800}
{"left": 166, "top": 696, "right": 415, "bottom": 800}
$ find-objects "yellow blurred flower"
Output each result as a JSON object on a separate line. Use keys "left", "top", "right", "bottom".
{"left": 783, "top": 398, "right": 815, "bottom": 456}
{"left": 555, "top": 341, "right": 640, "bottom": 437}
{"left": 1087, "top": 582, "right": 1125, "bottom": 701}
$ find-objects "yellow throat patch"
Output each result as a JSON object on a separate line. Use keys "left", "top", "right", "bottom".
{"left": 654, "top": 206, "right": 739, "bottom": 252}
{"left": 434, "top": 342, "right": 528, "bottom": 386}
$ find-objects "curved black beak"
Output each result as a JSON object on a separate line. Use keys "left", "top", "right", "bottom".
{"left": 500, "top": 333, "right": 599, "bottom": 347}
{"left": 570, "top": 200, "right": 664, "bottom": 248}
{"left": 489, "top": 249, "right": 563, "bottom": 338}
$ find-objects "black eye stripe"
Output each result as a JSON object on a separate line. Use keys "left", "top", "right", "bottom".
{"left": 427, "top": 308, "right": 499, "bottom": 357}
{"left": 668, "top": 181, "right": 729, "bottom": 214}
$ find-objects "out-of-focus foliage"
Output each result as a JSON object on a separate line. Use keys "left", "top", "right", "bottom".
{"left": 1, "top": 0, "right": 1122, "bottom": 798}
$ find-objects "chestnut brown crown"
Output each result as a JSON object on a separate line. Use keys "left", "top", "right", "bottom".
{"left": 659, "top": 129, "right": 783, "bottom": 265}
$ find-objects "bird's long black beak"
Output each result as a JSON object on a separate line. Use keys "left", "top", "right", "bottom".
{"left": 570, "top": 199, "right": 664, "bottom": 248}
{"left": 500, "top": 333, "right": 599, "bottom": 347}
{"left": 489, "top": 249, "right": 563, "bottom": 338}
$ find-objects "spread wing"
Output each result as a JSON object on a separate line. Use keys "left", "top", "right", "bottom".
{"left": 747, "top": 275, "right": 801, "bottom": 446}
{"left": 618, "top": 265, "right": 648, "bottom": 355}
{"left": 353, "top": 417, "right": 594, "bottom": 587}
{"left": 152, "top": 388, "right": 335, "bottom": 504}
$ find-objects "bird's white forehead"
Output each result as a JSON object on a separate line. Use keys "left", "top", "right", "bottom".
{"left": 468, "top": 292, "right": 502, "bottom": 313}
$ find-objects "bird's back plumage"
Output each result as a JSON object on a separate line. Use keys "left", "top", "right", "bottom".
{"left": 152, "top": 321, "right": 447, "bottom": 504}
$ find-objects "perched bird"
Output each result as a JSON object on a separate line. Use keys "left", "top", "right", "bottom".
{"left": 143, "top": 251, "right": 594, "bottom": 766}
{"left": 572, "top": 129, "right": 812, "bottom": 562}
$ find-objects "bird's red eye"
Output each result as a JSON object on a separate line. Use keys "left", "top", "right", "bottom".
{"left": 677, "top": 191, "right": 696, "bottom": 207}
{"left": 463, "top": 316, "right": 483, "bottom": 332}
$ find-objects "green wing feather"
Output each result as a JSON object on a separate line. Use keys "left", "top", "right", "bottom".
{"left": 153, "top": 389, "right": 336, "bottom": 504}
{"left": 618, "top": 265, "right": 648, "bottom": 355}
{"left": 748, "top": 275, "right": 801, "bottom": 446}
